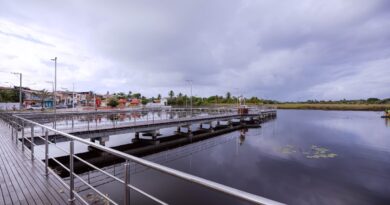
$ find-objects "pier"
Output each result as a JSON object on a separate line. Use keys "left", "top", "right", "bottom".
{"left": 0, "top": 107, "right": 282, "bottom": 205}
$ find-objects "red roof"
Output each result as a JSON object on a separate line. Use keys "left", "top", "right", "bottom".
{"left": 130, "top": 99, "right": 140, "bottom": 104}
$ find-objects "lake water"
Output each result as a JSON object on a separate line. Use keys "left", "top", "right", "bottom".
{"left": 80, "top": 110, "right": 390, "bottom": 205}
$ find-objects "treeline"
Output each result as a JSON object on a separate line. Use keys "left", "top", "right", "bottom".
{"left": 0, "top": 89, "right": 19, "bottom": 102}
{"left": 166, "top": 90, "right": 274, "bottom": 106}
{"left": 282, "top": 98, "right": 390, "bottom": 104}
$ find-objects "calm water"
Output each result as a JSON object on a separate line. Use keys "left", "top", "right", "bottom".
{"left": 83, "top": 110, "right": 390, "bottom": 204}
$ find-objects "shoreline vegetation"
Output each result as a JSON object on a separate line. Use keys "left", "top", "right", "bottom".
{"left": 272, "top": 103, "right": 390, "bottom": 111}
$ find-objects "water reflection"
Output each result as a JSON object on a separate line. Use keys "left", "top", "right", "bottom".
{"left": 78, "top": 110, "right": 390, "bottom": 204}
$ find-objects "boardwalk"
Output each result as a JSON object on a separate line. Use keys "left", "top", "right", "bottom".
{"left": 0, "top": 124, "right": 80, "bottom": 205}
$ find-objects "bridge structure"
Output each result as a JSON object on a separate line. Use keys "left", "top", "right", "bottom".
{"left": 0, "top": 107, "right": 283, "bottom": 205}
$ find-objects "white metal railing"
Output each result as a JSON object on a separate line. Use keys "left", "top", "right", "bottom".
{"left": 0, "top": 109, "right": 281, "bottom": 205}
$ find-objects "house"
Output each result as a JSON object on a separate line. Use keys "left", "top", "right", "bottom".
{"left": 130, "top": 98, "right": 140, "bottom": 106}
{"left": 145, "top": 98, "right": 169, "bottom": 108}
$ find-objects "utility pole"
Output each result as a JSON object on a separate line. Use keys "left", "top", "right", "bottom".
{"left": 94, "top": 92, "right": 96, "bottom": 111}
{"left": 72, "top": 83, "right": 75, "bottom": 109}
{"left": 51, "top": 57, "right": 57, "bottom": 129}
{"left": 11, "top": 72, "right": 22, "bottom": 109}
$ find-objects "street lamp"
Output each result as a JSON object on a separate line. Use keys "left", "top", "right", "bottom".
{"left": 11, "top": 72, "right": 22, "bottom": 109}
{"left": 51, "top": 57, "right": 57, "bottom": 113}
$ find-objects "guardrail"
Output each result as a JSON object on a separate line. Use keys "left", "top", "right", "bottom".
{"left": 0, "top": 109, "right": 282, "bottom": 205}
{"left": 13, "top": 108, "right": 276, "bottom": 138}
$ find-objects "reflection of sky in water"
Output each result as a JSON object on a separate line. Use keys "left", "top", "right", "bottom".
{"left": 108, "top": 110, "right": 390, "bottom": 205}
{"left": 65, "top": 110, "right": 390, "bottom": 205}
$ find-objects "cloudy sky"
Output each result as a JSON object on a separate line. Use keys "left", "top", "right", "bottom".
{"left": 0, "top": 0, "right": 389, "bottom": 101}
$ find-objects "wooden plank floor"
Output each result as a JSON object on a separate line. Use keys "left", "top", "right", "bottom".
{"left": 0, "top": 124, "right": 82, "bottom": 205}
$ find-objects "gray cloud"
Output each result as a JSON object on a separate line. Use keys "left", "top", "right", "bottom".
{"left": 0, "top": 0, "right": 389, "bottom": 100}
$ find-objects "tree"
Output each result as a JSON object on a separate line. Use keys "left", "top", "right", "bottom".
{"left": 168, "top": 90, "right": 174, "bottom": 99}
{"left": 107, "top": 98, "right": 119, "bottom": 107}
{"left": 0, "top": 89, "right": 18, "bottom": 102}
{"left": 132, "top": 93, "right": 141, "bottom": 99}
{"left": 367, "top": 98, "right": 380, "bottom": 104}
{"left": 127, "top": 91, "right": 132, "bottom": 98}
{"left": 37, "top": 89, "right": 50, "bottom": 109}
{"left": 157, "top": 94, "right": 161, "bottom": 100}
{"left": 226, "top": 92, "right": 231, "bottom": 100}
{"left": 141, "top": 96, "right": 148, "bottom": 105}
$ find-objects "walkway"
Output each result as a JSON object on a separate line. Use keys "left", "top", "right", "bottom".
{"left": 0, "top": 124, "right": 80, "bottom": 205}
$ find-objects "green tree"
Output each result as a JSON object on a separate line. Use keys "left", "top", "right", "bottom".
{"left": 107, "top": 98, "right": 119, "bottom": 107}
{"left": 141, "top": 96, "right": 148, "bottom": 105}
{"left": 157, "top": 94, "right": 161, "bottom": 100}
{"left": 132, "top": 93, "right": 141, "bottom": 99}
{"left": 226, "top": 92, "right": 231, "bottom": 100}
{"left": 367, "top": 98, "right": 380, "bottom": 104}
{"left": 168, "top": 90, "right": 175, "bottom": 99}
{"left": 37, "top": 89, "right": 50, "bottom": 109}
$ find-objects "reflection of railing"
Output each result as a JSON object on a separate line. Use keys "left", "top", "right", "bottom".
{"left": 0, "top": 109, "right": 281, "bottom": 205}
{"left": 75, "top": 134, "right": 239, "bottom": 192}
{"left": 17, "top": 108, "right": 277, "bottom": 138}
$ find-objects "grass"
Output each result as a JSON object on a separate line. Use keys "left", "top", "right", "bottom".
{"left": 272, "top": 103, "right": 390, "bottom": 111}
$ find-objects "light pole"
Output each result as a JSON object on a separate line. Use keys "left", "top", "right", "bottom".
{"left": 72, "top": 83, "right": 75, "bottom": 109}
{"left": 186, "top": 80, "right": 193, "bottom": 116}
{"left": 51, "top": 57, "right": 57, "bottom": 111}
{"left": 51, "top": 57, "right": 57, "bottom": 129}
{"left": 11, "top": 72, "right": 22, "bottom": 109}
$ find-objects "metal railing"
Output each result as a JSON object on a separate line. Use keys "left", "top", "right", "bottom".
{"left": 0, "top": 109, "right": 282, "bottom": 205}
{"left": 16, "top": 107, "right": 276, "bottom": 138}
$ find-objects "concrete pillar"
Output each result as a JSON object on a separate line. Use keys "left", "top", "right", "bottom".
{"left": 135, "top": 132, "right": 140, "bottom": 140}
{"left": 152, "top": 130, "right": 158, "bottom": 141}
{"left": 199, "top": 123, "right": 203, "bottom": 129}
{"left": 177, "top": 126, "right": 181, "bottom": 132}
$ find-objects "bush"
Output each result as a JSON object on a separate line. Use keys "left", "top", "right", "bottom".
{"left": 107, "top": 98, "right": 119, "bottom": 107}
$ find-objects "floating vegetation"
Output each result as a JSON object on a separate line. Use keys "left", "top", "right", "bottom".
{"left": 280, "top": 144, "right": 337, "bottom": 159}
{"left": 85, "top": 192, "right": 110, "bottom": 204}
{"left": 280, "top": 144, "right": 297, "bottom": 154}
{"left": 304, "top": 145, "right": 337, "bottom": 159}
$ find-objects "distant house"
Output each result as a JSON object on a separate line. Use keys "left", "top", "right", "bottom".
{"left": 130, "top": 98, "right": 140, "bottom": 106}
{"left": 22, "top": 89, "right": 54, "bottom": 108}
{"left": 145, "top": 98, "right": 169, "bottom": 108}
{"left": 118, "top": 99, "right": 127, "bottom": 108}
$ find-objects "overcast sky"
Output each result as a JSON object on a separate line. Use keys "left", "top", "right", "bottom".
{"left": 0, "top": 0, "right": 389, "bottom": 101}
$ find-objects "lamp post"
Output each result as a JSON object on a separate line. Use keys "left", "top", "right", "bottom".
{"left": 51, "top": 57, "right": 57, "bottom": 110}
{"left": 11, "top": 72, "right": 22, "bottom": 110}
{"left": 72, "top": 83, "right": 75, "bottom": 109}
{"left": 51, "top": 57, "right": 57, "bottom": 128}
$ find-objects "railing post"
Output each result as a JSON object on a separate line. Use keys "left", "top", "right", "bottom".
{"left": 11, "top": 123, "right": 14, "bottom": 140}
{"left": 15, "top": 125, "right": 18, "bottom": 145}
{"left": 22, "top": 121, "right": 25, "bottom": 152}
{"left": 124, "top": 160, "right": 130, "bottom": 205}
{"left": 45, "top": 129, "right": 49, "bottom": 177}
{"left": 69, "top": 140, "right": 75, "bottom": 204}
{"left": 31, "top": 125, "right": 34, "bottom": 161}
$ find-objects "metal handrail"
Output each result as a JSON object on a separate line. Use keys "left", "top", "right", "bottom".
{"left": 1, "top": 109, "right": 281, "bottom": 204}
{"left": 10, "top": 110, "right": 282, "bottom": 205}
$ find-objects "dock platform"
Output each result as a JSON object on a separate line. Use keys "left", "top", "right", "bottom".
{"left": 0, "top": 124, "right": 81, "bottom": 205}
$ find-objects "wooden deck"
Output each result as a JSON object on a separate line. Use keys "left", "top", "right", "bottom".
{"left": 0, "top": 124, "right": 81, "bottom": 205}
